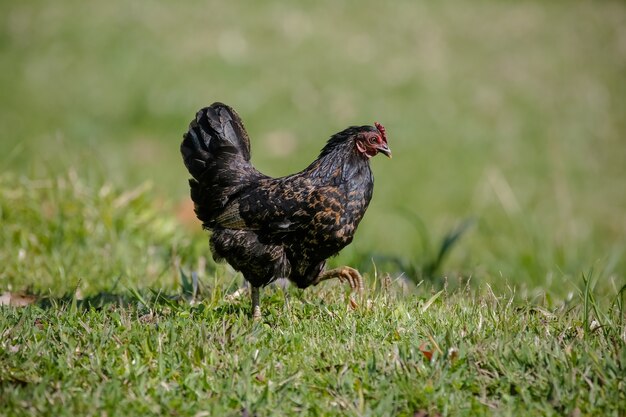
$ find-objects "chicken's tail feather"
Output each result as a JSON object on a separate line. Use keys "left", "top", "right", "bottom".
{"left": 181, "top": 102, "right": 253, "bottom": 180}
{"left": 181, "top": 102, "right": 262, "bottom": 228}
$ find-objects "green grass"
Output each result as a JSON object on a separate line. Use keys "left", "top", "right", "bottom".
{"left": 1, "top": 0, "right": 625, "bottom": 415}
{"left": 2, "top": 267, "right": 624, "bottom": 416}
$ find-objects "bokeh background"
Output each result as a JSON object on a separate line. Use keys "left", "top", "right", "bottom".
{"left": 2, "top": 0, "right": 625, "bottom": 299}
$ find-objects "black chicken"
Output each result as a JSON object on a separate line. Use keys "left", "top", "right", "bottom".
{"left": 181, "top": 103, "right": 391, "bottom": 318}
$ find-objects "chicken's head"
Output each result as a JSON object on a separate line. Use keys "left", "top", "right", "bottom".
{"left": 355, "top": 122, "right": 392, "bottom": 159}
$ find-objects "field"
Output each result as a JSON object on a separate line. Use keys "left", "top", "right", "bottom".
{"left": 1, "top": 0, "right": 625, "bottom": 415}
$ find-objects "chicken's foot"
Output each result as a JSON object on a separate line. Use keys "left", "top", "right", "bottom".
{"left": 224, "top": 286, "right": 249, "bottom": 301}
{"left": 314, "top": 266, "right": 364, "bottom": 292}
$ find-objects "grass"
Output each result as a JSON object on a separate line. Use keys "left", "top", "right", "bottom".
{"left": 1, "top": 270, "right": 624, "bottom": 416}
{"left": 1, "top": 0, "right": 625, "bottom": 415}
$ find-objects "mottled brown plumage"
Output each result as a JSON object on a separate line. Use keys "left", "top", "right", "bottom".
{"left": 181, "top": 102, "right": 391, "bottom": 318}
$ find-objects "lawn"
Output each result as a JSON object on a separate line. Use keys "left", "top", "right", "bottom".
{"left": 1, "top": 0, "right": 625, "bottom": 415}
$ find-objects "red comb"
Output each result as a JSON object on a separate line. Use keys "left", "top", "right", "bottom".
{"left": 374, "top": 122, "right": 387, "bottom": 142}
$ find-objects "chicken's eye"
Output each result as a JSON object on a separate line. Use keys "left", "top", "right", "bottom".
{"left": 368, "top": 136, "right": 377, "bottom": 144}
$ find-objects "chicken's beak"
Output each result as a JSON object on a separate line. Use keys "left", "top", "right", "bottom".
{"left": 378, "top": 144, "right": 392, "bottom": 159}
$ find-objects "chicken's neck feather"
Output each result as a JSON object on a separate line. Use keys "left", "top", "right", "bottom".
{"left": 303, "top": 138, "right": 371, "bottom": 184}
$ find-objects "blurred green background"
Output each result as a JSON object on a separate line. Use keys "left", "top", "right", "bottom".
{"left": 1, "top": 0, "right": 625, "bottom": 298}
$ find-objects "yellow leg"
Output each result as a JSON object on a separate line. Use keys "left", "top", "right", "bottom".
{"left": 314, "top": 266, "right": 364, "bottom": 292}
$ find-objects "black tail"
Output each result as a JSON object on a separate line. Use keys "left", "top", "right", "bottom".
{"left": 181, "top": 102, "right": 252, "bottom": 179}
{"left": 181, "top": 103, "right": 263, "bottom": 228}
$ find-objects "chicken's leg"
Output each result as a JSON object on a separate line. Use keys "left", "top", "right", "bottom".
{"left": 251, "top": 286, "right": 262, "bottom": 320}
{"left": 314, "top": 266, "right": 364, "bottom": 292}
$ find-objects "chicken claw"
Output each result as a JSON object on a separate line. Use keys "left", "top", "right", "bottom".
{"left": 225, "top": 286, "right": 249, "bottom": 301}
{"left": 315, "top": 266, "right": 365, "bottom": 292}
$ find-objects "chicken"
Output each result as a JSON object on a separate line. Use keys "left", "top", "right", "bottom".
{"left": 180, "top": 102, "right": 391, "bottom": 318}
